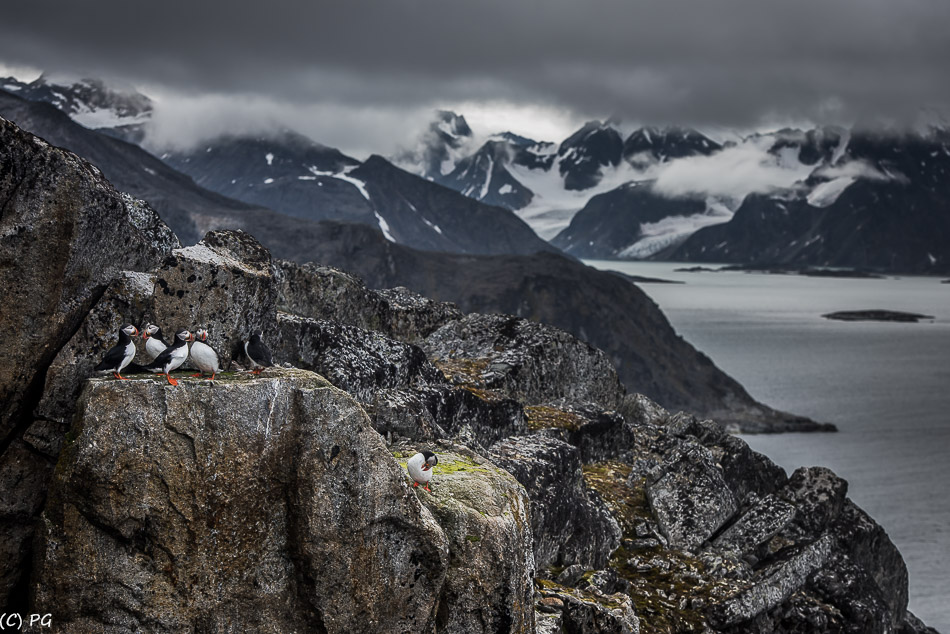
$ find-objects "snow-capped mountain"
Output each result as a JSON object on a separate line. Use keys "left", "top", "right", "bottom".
{"left": 622, "top": 126, "right": 722, "bottom": 167}
{"left": 161, "top": 131, "right": 373, "bottom": 226}
{"left": 161, "top": 129, "right": 555, "bottom": 257}
{"left": 0, "top": 74, "right": 152, "bottom": 131}
{"left": 555, "top": 120, "right": 625, "bottom": 191}
{"left": 665, "top": 128, "right": 950, "bottom": 273}
{"left": 403, "top": 115, "right": 727, "bottom": 242}
{"left": 545, "top": 123, "right": 950, "bottom": 268}
{"left": 437, "top": 139, "right": 535, "bottom": 210}
{"left": 395, "top": 110, "right": 475, "bottom": 180}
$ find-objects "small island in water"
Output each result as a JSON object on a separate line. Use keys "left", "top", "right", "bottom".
{"left": 822, "top": 310, "right": 935, "bottom": 323}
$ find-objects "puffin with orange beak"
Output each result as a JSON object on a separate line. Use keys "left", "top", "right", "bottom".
{"left": 144, "top": 329, "right": 193, "bottom": 386}
{"left": 94, "top": 324, "right": 139, "bottom": 380}
{"left": 141, "top": 323, "right": 169, "bottom": 361}
{"left": 407, "top": 451, "right": 438, "bottom": 492}
{"left": 189, "top": 328, "right": 220, "bottom": 380}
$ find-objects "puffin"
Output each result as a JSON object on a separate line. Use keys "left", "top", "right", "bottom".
{"left": 407, "top": 451, "right": 438, "bottom": 492}
{"left": 93, "top": 324, "right": 140, "bottom": 380}
{"left": 141, "top": 323, "right": 169, "bottom": 361}
{"left": 245, "top": 332, "right": 273, "bottom": 375}
{"left": 189, "top": 328, "right": 220, "bottom": 380}
{"left": 145, "top": 329, "right": 193, "bottom": 386}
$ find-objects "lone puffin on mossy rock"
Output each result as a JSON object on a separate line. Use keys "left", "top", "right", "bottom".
{"left": 407, "top": 451, "right": 438, "bottom": 492}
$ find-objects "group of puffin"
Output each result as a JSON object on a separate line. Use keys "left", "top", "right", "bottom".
{"left": 93, "top": 324, "right": 273, "bottom": 385}
{"left": 94, "top": 324, "right": 438, "bottom": 489}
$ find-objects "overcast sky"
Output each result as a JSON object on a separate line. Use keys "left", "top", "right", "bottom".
{"left": 2, "top": 0, "right": 949, "bottom": 157}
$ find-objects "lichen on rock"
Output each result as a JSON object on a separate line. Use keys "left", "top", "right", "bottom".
{"left": 34, "top": 369, "right": 449, "bottom": 632}
{"left": 393, "top": 442, "right": 536, "bottom": 634}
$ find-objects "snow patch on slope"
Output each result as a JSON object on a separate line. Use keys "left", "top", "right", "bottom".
{"left": 374, "top": 211, "right": 395, "bottom": 242}
{"left": 308, "top": 165, "right": 371, "bottom": 201}
{"left": 807, "top": 177, "right": 855, "bottom": 207}
{"left": 618, "top": 199, "right": 735, "bottom": 258}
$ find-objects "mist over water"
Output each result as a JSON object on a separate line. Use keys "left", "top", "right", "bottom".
{"left": 585, "top": 260, "right": 950, "bottom": 632}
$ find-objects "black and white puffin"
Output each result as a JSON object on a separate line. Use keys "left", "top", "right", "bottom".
{"left": 141, "top": 323, "right": 169, "bottom": 361}
{"left": 93, "top": 324, "right": 140, "bottom": 380}
{"left": 407, "top": 451, "right": 438, "bottom": 492}
{"left": 245, "top": 332, "right": 273, "bottom": 375}
{"left": 145, "top": 329, "right": 193, "bottom": 386}
{"left": 189, "top": 328, "right": 220, "bottom": 380}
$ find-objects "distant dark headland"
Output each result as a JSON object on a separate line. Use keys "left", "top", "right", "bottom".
{"left": 822, "top": 310, "right": 935, "bottom": 323}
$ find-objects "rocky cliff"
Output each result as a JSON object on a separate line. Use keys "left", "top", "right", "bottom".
{"left": 0, "top": 115, "right": 938, "bottom": 633}
{"left": 272, "top": 221, "right": 830, "bottom": 433}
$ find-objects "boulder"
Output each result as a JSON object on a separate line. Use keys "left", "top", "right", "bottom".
{"left": 33, "top": 370, "right": 450, "bottom": 632}
{"left": 706, "top": 535, "right": 835, "bottom": 628}
{"left": 0, "top": 117, "right": 177, "bottom": 445}
{"left": 423, "top": 313, "right": 625, "bottom": 411}
{"left": 35, "top": 271, "right": 156, "bottom": 425}
{"left": 490, "top": 435, "right": 622, "bottom": 570}
{"left": 149, "top": 229, "right": 279, "bottom": 368}
{"left": 827, "top": 500, "right": 908, "bottom": 631}
{"left": 666, "top": 413, "right": 788, "bottom": 502}
{"left": 0, "top": 117, "right": 177, "bottom": 608}
{"left": 393, "top": 443, "right": 536, "bottom": 634}
{"left": 365, "top": 388, "right": 448, "bottom": 442}
{"left": 647, "top": 444, "right": 740, "bottom": 552}
{"left": 363, "top": 385, "right": 529, "bottom": 451}
{"left": 275, "top": 260, "right": 462, "bottom": 343}
{"left": 274, "top": 312, "right": 444, "bottom": 402}
{"left": 415, "top": 384, "right": 529, "bottom": 450}
{"left": 778, "top": 466, "right": 849, "bottom": 537}
{"left": 712, "top": 494, "right": 798, "bottom": 560}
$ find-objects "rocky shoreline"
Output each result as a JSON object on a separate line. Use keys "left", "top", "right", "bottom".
{"left": 0, "top": 116, "right": 938, "bottom": 632}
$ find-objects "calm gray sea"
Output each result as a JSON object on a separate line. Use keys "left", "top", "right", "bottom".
{"left": 585, "top": 260, "right": 950, "bottom": 632}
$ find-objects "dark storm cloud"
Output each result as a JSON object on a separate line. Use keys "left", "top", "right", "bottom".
{"left": 3, "top": 0, "right": 949, "bottom": 128}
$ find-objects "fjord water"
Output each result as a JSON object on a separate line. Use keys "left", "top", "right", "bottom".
{"left": 585, "top": 260, "right": 950, "bottom": 632}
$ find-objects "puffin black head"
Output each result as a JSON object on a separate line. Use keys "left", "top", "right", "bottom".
{"left": 195, "top": 328, "right": 209, "bottom": 342}
{"left": 121, "top": 324, "right": 139, "bottom": 338}
{"left": 421, "top": 451, "right": 438, "bottom": 470}
{"left": 175, "top": 329, "right": 193, "bottom": 343}
{"left": 143, "top": 323, "right": 161, "bottom": 340}
{"left": 250, "top": 332, "right": 263, "bottom": 344}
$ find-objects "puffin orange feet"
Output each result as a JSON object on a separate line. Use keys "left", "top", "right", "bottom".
{"left": 165, "top": 374, "right": 179, "bottom": 386}
{"left": 113, "top": 372, "right": 129, "bottom": 381}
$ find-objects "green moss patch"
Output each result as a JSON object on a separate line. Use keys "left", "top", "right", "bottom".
{"left": 582, "top": 462, "right": 652, "bottom": 536}
{"left": 582, "top": 461, "right": 747, "bottom": 634}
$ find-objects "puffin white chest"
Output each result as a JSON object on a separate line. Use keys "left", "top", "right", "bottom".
{"left": 120, "top": 340, "right": 136, "bottom": 370}
{"left": 407, "top": 453, "right": 434, "bottom": 484}
{"left": 145, "top": 337, "right": 167, "bottom": 361}
{"left": 190, "top": 340, "right": 219, "bottom": 373}
{"left": 163, "top": 344, "right": 190, "bottom": 373}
